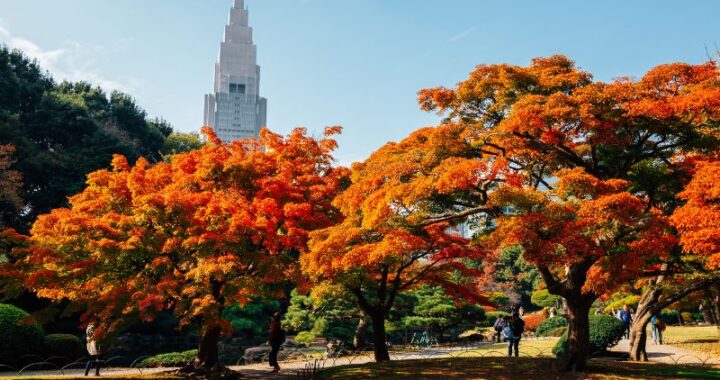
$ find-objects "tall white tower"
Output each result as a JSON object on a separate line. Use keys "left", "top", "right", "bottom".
{"left": 204, "top": 0, "right": 267, "bottom": 142}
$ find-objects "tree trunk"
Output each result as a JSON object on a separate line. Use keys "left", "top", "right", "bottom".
{"left": 629, "top": 283, "right": 661, "bottom": 361}
{"left": 370, "top": 311, "right": 390, "bottom": 362}
{"left": 354, "top": 312, "right": 367, "bottom": 349}
{"left": 564, "top": 300, "right": 592, "bottom": 371}
{"left": 713, "top": 285, "right": 720, "bottom": 341}
{"left": 195, "top": 325, "right": 221, "bottom": 369}
{"left": 701, "top": 303, "right": 715, "bottom": 324}
{"left": 629, "top": 313, "right": 652, "bottom": 361}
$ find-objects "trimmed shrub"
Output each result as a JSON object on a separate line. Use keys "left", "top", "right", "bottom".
{"left": 680, "top": 312, "right": 693, "bottom": 324}
{"left": 531, "top": 289, "right": 562, "bottom": 309}
{"left": 139, "top": 349, "right": 197, "bottom": 368}
{"left": 295, "top": 331, "right": 315, "bottom": 345}
{"left": 602, "top": 295, "right": 640, "bottom": 313}
{"left": 546, "top": 326, "right": 568, "bottom": 337}
{"left": 45, "top": 334, "right": 84, "bottom": 360}
{"left": 536, "top": 316, "right": 567, "bottom": 337}
{"left": 486, "top": 311, "right": 509, "bottom": 321}
{"left": 522, "top": 314, "right": 546, "bottom": 332}
{"left": 659, "top": 309, "right": 681, "bottom": 325}
{"left": 552, "top": 315, "right": 625, "bottom": 357}
{"left": 0, "top": 304, "right": 45, "bottom": 365}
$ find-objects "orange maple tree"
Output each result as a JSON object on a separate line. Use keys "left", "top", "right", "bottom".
{"left": 301, "top": 124, "right": 491, "bottom": 362}
{"left": 672, "top": 159, "right": 720, "bottom": 270}
{"left": 1, "top": 127, "right": 345, "bottom": 370}
{"left": 671, "top": 159, "right": 720, "bottom": 336}
{"left": 414, "top": 56, "right": 720, "bottom": 370}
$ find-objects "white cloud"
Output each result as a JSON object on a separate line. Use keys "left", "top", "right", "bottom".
{"left": 0, "top": 23, "right": 138, "bottom": 94}
{"left": 448, "top": 26, "right": 477, "bottom": 43}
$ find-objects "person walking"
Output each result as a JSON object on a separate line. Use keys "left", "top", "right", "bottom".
{"left": 268, "top": 312, "right": 285, "bottom": 373}
{"left": 505, "top": 312, "right": 525, "bottom": 357}
{"left": 493, "top": 315, "right": 506, "bottom": 343}
{"left": 650, "top": 313, "right": 665, "bottom": 344}
{"left": 84, "top": 323, "right": 101, "bottom": 376}
{"left": 619, "top": 305, "right": 633, "bottom": 339}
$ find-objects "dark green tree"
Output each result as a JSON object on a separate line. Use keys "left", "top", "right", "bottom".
{"left": 0, "top": 46, "right": 174, "bottom": 229}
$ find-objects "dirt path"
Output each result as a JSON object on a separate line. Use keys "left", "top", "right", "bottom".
{"left": 609, "top": 337, "right": 720, "bottom": 366}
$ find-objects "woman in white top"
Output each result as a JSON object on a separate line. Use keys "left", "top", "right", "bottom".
{"left": 84, "top": 324, "right": 101, "bottom": 376}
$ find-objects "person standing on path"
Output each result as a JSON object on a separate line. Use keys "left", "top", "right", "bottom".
{"left": 619, "top": 305, "right": 633, "bottom": 339}
{"left": 505, "top": 312, "right": 525, "bottom": 357}
{"left": 650, "top": 313, "right": 665, "bottom": 344}
{"left": 84, "top": 323, "right": 101, "bottom": 376}
{"left": 493, "top": 315, "right": 506, "bottom": 343}
{"left": 268, "top": 312, "right": 285, "bottom": 373}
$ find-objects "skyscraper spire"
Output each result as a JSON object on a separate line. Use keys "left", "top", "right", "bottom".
{"left": 204, "top": 0, "right": 267, "bottom": 142}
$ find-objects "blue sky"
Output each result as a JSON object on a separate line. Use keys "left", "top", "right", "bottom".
{"left": 0, "top": 0, "right": 718, "bottom": 164}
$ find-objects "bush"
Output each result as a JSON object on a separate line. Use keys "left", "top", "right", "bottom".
{"left": 0, "top": 304, "right": 45, "bottom": 365}
{"left": 546, "top": 326, "right": 568, "bottom": 337}
{"left": 486, "top": 311, "right": 509, "bottom": 321}
{"left": 295, "top": 331, "right": 315, "bottom": 345}
{"left": 522, "top": 314, "right": 546, "bottom": 332}
{"left": 138, "top": 349, "right": 197, "bottom": 368}
{"left": 680, "top": 312, "right": 692, "bottom": 323}
{"left": 45, "top": 334, "right": 84, "bottom": 360}
{"left": 552, "top": 315, "right": 625, "bottom": 358}
{"left": 602, "top": 295, "right": 640, "bottom": 313}
{"left": 659, "top": 309, "right": 681, "bottom": 325}
{"left": 536, "top": 316, "right": 567, "bottom": 337}
{"left": 531, "top": 289, "right": 562, "bottom": 308}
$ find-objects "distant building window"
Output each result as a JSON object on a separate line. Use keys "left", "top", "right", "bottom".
{"left": 229, "top": 83, "right": 246, "bottom": 94}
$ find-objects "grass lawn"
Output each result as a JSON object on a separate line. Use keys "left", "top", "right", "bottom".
{"left": 664, "top": 325, "right": 720, "bottom": 343}
{"left": 664, "top": 325, "right": 720, "bottom": 358}
{"left": 316, "top": 356, "right": 720, "bottom": 380}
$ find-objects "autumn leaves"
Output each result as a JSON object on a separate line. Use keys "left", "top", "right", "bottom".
{"left": 1, "top": 55, "right": 720, "bottom": 370}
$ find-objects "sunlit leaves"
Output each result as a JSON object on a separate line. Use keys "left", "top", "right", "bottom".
{"left": 2, "top": 127, "right": 345, "bottom": 337}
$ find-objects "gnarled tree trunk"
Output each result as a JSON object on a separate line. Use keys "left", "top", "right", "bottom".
{"left": 539, "top": 260, "right": 597, "bottom": 372}
{"left": 564, "top": 295, "right": 594, "bottom": 371}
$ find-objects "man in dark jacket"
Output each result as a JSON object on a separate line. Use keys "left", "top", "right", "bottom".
{"left": 506, "top": 312, "right": 525, "bottom": 357}
{"left": 268, "top": 312, "right": 285, "bottom": 373}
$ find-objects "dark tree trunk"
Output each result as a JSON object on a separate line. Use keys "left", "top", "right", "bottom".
{"left": 195, "top": 325, "right": 221, "bottom": 369}
{"left": 712, "top": 285, "right": 720, "bottom": 340}
{"left": 370, "top": 311, "right": 390, "bottom": 362}
{"left": 564, "top": 299, "right": 593, "bottom": 371}
{"left": 354, "top": 312, "right": 367, "bottom": 349}
{"left": 702, "top": 303, "right": 715, "bottom": 324}
{"left": 538, "top": 260, "right": 596, "bottom": 372}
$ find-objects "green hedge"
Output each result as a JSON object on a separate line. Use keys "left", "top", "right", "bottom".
{"left": 0, "top": 304, "right": 45, "bottom": 365}
{"left": 485, "top": 311, "right": 509, "bottom": 320}
{"left": 531, "top": 289, "right": 562, "bottom": 308}
{"left": 295, "top": 331, "right": 315, "bottom": 345}
{"left": 659, "top": 309, "right": 681, "bottom": 325}
{"left": 602, "top": 295, "right": 640, "bottom": 313}
{"left": 552, "top": 315, "right": 625, "bottom": 358}
{"left": 536, "top": 316, "right": 567, "bottom": 337}
{"left": 139, "top": 349, "right": 197, "bottom": 368}
{"left": 45, "top": 334, "right": 84, "bottom": 360}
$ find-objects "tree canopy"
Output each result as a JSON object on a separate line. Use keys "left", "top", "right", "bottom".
{"left": 1, "top": 126, "right": 346, "bottom": 369}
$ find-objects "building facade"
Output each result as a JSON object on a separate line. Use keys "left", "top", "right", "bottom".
{"left": 204, "top": 0, "right": 267, "bottom": 142}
